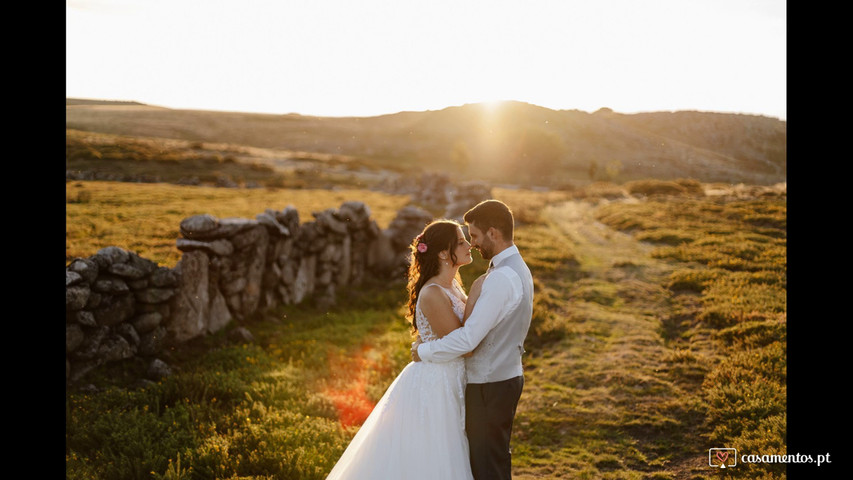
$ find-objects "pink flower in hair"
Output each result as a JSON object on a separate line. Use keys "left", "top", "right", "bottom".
{"left": 417, "top": 242, "right": 428, "bottom": 253}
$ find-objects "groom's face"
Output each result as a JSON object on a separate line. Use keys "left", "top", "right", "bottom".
{"left": 467, "top": 223, "right": 495, "bottom": 260}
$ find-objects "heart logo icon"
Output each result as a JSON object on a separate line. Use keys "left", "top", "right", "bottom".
{"left": 716, "top": 451, "right": 729, "bottom": 463}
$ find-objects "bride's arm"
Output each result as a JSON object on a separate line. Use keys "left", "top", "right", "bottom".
{"left": 463, "top": 274, "right": 487, "bottom": 323}
{"left": 419, "top": 286, "right": 465, "bottom": 339}
{"left": 457, "top": 274, "right": 487, "bottom": 358}
{"left": 416, "top": 271, "right": 519, "bottom": 364}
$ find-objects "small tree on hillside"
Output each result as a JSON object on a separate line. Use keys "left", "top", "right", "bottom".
{"left": 588, "top": 160, "right": 598, "bottom": 180}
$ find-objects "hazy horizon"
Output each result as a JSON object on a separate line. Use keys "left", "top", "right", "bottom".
{"left": 66, "top": 96, "right": 786, "bottom": 121}
{"left": 66, "top": 0, "right": 786, "bottom": 121}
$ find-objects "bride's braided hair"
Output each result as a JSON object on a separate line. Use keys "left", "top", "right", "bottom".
{"left": 405, "top": 220, "right": 464, "bottom": 334}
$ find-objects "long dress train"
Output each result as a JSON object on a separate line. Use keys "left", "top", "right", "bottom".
{"left": 325, "top": 281, "right": 474, "bottom": 480}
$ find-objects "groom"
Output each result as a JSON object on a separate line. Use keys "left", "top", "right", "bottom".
{"left": 412, "top": 199, "right": 534, "bottom": 480}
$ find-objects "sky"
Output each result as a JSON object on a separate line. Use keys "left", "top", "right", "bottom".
{"left": 66, "top": 0, "right": 786, "bottom": 120}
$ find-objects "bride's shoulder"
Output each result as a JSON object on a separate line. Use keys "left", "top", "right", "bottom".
{"left": 419, "top": 281, "right": 453, "bottom": 303}
{"left": 419, "top": 281, "right": 443, "bottom": 298}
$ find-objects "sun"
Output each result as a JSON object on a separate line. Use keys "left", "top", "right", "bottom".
{"left": 480, "top": 99, "right": 508, "bottom": 113}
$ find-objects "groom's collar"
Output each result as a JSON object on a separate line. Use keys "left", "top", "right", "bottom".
{"left": 489, "top": 244, "right": 519, "bottom": 269}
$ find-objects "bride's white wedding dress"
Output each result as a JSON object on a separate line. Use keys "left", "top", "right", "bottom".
{"left": 325, "top": 281, "right": 474, "bottom": 480}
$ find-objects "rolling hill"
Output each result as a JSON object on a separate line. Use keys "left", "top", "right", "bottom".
{"left": 66, "top": 98, "right": 786, "bottom": 187}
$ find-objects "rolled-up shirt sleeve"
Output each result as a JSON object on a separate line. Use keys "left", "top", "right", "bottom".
{"left": 417, "top": 269, "right": 521, "bottom": 363}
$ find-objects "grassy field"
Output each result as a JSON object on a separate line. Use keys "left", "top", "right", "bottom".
{"left": 65, "top": 182, "right": 787, "bottom": 479}
{"left": 65, "top": 181, "right": 411, "bottom": 267}
{"left": 506, "top": 195, "right": 786, "bottom": 479}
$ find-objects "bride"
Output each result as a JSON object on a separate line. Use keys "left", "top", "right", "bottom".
{"left": 325, "top": 219, "right": 485, "bottom": 480}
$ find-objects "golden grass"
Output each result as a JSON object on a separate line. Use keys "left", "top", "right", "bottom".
{"left": 65, "top": 183, "right": 786, "bottom": 479}
{"left": 66, "top": 181, "right": 411, "bottom": 267}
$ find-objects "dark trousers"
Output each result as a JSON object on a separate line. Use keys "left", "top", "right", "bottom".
{"left": 465, "top": 375, "right": 524, "bottom": 480}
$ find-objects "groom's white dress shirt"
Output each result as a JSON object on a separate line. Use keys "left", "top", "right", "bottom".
{"left": 417, "top": 245, "right": 534, "bottom": 384}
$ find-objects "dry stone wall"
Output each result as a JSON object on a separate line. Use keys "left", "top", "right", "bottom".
{"left": 66, "top": 184, "right": 491, "bottom": 386}
{"left": 66, "top": 248, "right": 177, "bottom": 383}
{"left": 66, "top": 201, "right": 435, "bottom": 385}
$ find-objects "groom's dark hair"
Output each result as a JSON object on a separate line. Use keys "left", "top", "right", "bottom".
{"left": 464, "top": 199, "right": 514, "bottom": 241}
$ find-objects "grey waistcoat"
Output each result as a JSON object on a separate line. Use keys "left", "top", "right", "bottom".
{"left": 465, "top": 251, "right": 534, "bottom": 383}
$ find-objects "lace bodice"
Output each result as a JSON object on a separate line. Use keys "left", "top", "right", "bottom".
{"left": 415, "top": 280, "right": 466, "bottom": 342}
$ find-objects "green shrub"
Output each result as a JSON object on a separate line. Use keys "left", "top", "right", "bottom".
{"left": 636, "top": 228, "right": 696, "bottom": 245}
{"left": 66, "top": 388, "right": 199, "bottom": 480}
{"left": 666, "top": 268, "right": 724, "bottom": 292}
{"left": 704, "top": 370, "right": 786, "bottom": 444}
{"left": 673, "top": 178, "right": 704, "bottom": 194}
{"left": 624, "top": 179, "right": 687, "bottom": 196}
{"left": 699, "top": 276, "right": 786, "bottom": 328}
{"left": 715, "top": 314, "right": 786, "bottom": 348}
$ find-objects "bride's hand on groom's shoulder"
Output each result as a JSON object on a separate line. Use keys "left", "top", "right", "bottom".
{"left": 469, "top": 274, "right": 487, "bottom": 297}
{"left": 463, "top": 274, "right": 487, "bottom": 323}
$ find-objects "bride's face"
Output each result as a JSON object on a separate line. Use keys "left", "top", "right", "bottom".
{"left": 452, "top": 226, "right": 473, "bottom": 266}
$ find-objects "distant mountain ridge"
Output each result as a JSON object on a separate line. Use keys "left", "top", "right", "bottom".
{"left": 65, "top": 98, "right": 786, "bottom": 186}
{"left": 66, "top": 98, "right": 147, "bottom": 107}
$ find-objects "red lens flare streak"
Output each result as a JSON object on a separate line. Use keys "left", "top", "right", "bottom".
{"left": 323, "top": 344, "right": 391, "bottom": 428}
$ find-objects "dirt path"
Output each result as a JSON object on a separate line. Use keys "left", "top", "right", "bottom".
{"left": 512, "top": 199, "right": 714, "bottom": 479}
